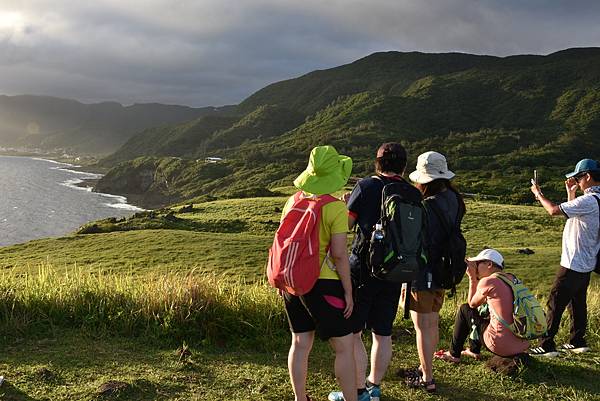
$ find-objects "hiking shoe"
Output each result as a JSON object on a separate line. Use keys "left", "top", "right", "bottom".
{"left": 366, "top": 382, "right": 381, "bottom": 401}
{"left": 328, "top": 391, "right": 370, "bottom": 401}
{"left": 560, "top": 344, "right": 591, "bottom": 353}
{"left": 529, "top": 346, "right": 559, "bottom": 357}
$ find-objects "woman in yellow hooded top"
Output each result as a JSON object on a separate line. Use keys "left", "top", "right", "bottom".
{"left": 281, "top": 145, "right": 358, "bottom": 401}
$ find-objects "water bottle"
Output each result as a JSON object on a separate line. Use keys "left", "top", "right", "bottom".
{"left": 372, "top": 223, "right": 384, "bottom": 241}
{"left": 369, "top": 223, "right": 385, "bottom": 274}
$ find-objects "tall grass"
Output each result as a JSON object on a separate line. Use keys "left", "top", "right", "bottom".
{"left": 1, "top": 262, "right": 598, "bottom": 352}
{"left": 0, "top": 263, "right": 288, "bottom": 349}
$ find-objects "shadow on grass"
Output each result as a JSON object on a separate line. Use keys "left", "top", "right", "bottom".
{"left": 91, "top": 379, "right": 185, "bottom": 401}
{"left": 0, "top": 381, "right": 42, "bottom": 401}
{"left": 382, "top": 386, "right": 516, "bottom": 401}
{"left": 519, "top": 355, "right": 600, "bottom": 395}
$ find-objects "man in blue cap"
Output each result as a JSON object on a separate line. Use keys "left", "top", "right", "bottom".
{"left": 529, "top": 159, "right": 600, "bottom": 356}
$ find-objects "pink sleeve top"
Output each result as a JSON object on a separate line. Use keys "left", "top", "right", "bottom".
{"left": 477, "top": 276, "right": 530, "bottom": 357}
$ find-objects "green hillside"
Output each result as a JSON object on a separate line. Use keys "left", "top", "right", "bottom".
{"left": 99, "top": 104, "right": 305, "bottom": 167}
{"left": 0, "top": 197, "right": 599, "bottom": 400}
{"left": 95, "top": 48, "right": 600, "bottom": 208}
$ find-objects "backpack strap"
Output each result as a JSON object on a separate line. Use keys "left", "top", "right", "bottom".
{"left": 487, "top": 272, "right": 516, "bottom": 332}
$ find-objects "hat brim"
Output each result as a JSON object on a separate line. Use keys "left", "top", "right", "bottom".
{"left": 293, "top": 156, "right": 352, "bottom": 195}
{"left": 565, "top": 170, "right": 599, "bottom": 178}
{"left": 467, "top": 253, "right": 504, "bottom": 267}
{"left": 409, "top": 170, "right": 455, "bottom": 184}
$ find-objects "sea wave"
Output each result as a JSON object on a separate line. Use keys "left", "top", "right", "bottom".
{"left": 60, "top": 178, "right": 93, "bottom": 192}
{"left": 31, "top": 157, "right": 76, "bottom": 167}
{"left": 98, "top": 192, "right": 144, "bottom": 211}
{"left": 52, "top": 167, "right": 103, "bottom": 179}
{"left": 104, "top": 202, "right": 144, "bottom": 211}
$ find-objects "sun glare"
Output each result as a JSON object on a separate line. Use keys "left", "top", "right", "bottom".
{"left": 0, "top": 11, "right": 25, "bottom": 31}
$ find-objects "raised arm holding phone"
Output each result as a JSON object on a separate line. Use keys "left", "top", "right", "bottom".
{"left": 528, "top": 159, "right": 600, "bottom": 357}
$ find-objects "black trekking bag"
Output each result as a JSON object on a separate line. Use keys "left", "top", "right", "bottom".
{"left": 427, "top": 199, "right": 467, "bottom": 296}
{"left": 368, "top": 177, "right": 427, "bottom": 283}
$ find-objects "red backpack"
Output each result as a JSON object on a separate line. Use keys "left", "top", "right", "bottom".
{"left": 267, "top": 192, "right": 337, "bottom": 295}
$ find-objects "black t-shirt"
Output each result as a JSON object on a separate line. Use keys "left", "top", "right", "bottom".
{"left": 346, "top": 174, "right": 422, "bottom": 261}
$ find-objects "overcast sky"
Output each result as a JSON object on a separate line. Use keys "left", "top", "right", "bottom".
{"left": 1, "top": 0, "right": 599, "bottom": 107}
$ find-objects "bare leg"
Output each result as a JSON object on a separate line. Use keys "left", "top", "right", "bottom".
{"left": 330, "top": 334, "right": 358, "bottom": 401}
{"left": 353, "top": 332, "right": 368, "bottom": 388}
{"left": 288, "top": 331, "right": 314, "bottom": 401}
{"left": 368, "top": 333, "right": 393, "bottom": 385}
{"left": 410, "top": 311, "right": 439, "bottom": 383}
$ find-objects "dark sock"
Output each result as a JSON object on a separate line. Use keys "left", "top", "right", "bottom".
{"left": 366, "top": 379, "right": 379, "bottom": 388}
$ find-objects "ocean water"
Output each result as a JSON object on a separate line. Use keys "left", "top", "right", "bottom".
{"left": 0, "top": 156, "right": 142, "bottom": 247}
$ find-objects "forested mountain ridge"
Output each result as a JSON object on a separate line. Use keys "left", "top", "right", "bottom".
{"left": 95, "top": 48, "right": 600, "bottom": 208}
{"left": 0, "top": 94, "right": 236, "bottom": 154}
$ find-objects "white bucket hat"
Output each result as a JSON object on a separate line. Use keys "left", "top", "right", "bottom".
{"left": 409, "top": 151, "right": 455, "bottom": 184}
{"left": 467, "top": 248, "right": 504, "bottom": 268}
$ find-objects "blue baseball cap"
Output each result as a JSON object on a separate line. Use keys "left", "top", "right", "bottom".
{"left": 565, "top": 159, "right": 600, "bottom": 178}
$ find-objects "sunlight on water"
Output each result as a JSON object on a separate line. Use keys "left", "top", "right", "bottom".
{"left": 0, "top": 156, "right": 142, "bottom": 246}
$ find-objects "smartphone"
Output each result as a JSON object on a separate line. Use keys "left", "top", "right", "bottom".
{"left": 532, "top": 169, "right": 538, "bottom": 185}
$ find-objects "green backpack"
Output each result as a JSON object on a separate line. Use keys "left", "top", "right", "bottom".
{"left": 489, "top": 272, "right": 547, "bottom": 340}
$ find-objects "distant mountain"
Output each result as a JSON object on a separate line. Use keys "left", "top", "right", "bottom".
{"left": 96, "top": 48, "right": 600, "bottom": 208}
{"left": 0, "top": 95, "right": 236, "bottom": 154}
{"left": 99, "top": 104, "right": 305, "bottom": 166}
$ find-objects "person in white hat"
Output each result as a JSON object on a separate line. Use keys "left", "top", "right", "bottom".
{"left": 402, "top": 151, "right": 465, "bottom": 392}
{"left": 434, "top": 249, "right": 529, "bottom": 362}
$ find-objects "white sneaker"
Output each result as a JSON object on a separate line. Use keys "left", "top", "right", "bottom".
{"left": 529, "top": 346, "right": 559, "bottom": 357}
{"left": 0, "top": 375, "right": 4, "bottom": 386}
{"left": 560, "top": 344, "right": 591, "bottom": 353}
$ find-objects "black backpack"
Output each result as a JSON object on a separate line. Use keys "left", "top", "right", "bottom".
{"left": 426, "top": 197, "right": 467, "bottom": 296}
{"left": 368, "top": 176, "right": 427, "bottom": 283}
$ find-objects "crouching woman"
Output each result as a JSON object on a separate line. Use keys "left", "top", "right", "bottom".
{"left": 435, "top": 249, "right": 529, "bottom": 362}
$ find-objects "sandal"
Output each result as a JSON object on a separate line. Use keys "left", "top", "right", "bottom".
{"left": 396, "top": 365, "right": 422, "bottom": 379}
{"left": 434, "top": 349, "right": 460, "bottom": 363}
{"left": 461, "top": 348, "right": 482, "bottom": 360}
{"left": 405, "top": 375, "right": 436, "bottom": 393}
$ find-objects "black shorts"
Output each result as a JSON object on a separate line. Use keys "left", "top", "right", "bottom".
{"left": 352, "top": 274, "right": 402, "bottom": 336}
{"left": 283, "top": 279, "right": 354, "bottom": 341}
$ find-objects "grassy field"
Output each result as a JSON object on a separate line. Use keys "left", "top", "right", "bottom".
{"left": 0, "top": 195, "right": 599, "bottom": 400}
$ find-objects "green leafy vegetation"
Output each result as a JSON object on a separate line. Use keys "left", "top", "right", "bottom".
{"left": 95, "top": 48, "right": 600, "bottom": 209}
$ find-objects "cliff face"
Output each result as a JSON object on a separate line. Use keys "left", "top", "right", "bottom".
{"left": 94, "top": 156, "right": 235, "bottom": 209}
{"left": 94, "top": 158, "right": 179, "bottom": 208}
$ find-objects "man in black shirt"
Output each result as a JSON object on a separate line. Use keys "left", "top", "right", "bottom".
{"left": 329, "top": 143, "right": 421, "bottom": 401}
